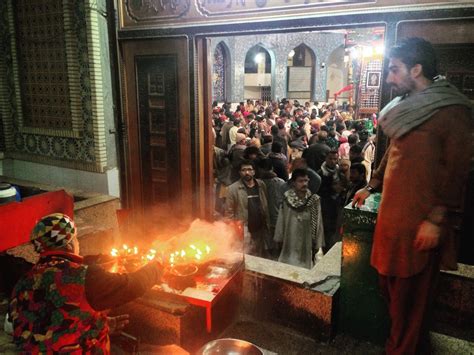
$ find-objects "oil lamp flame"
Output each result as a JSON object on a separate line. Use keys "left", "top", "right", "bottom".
{"left": 166, "top": 242, "right": 212, "bottom": 266}
{"left": 109, "top": 237, "right": 213, "bottom": 272}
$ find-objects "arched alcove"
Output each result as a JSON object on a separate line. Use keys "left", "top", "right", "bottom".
{"left": 326, "top": 45, "right": 348, "bottom": 103}
{"left": 212, "top": 41, "right": 230, "bottom": 103}
{"left": 287, "top": 43, "right": 316, "bottom": 100}
{"left": 244, "top": 45, "right": 272, "bottom": 101}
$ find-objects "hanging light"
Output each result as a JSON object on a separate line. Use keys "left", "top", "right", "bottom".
{"left": 350, "top": 46, "right": 362, "bottom": 58}
{"left": 254, "top": 53, "right": 264, "bottom": 64}
{"left": 362, "top": 46, "right": 374, "bottom": 58}
{"left": 288, "top": 50, "right": 295, "bottom": 58}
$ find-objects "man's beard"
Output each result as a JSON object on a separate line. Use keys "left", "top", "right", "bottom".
{"left": 392, "top": 86, "right": 410, "bottom": 96}
{"left": 391, "top": 76, "right": 416, "bottom": 96}
{"left": 296, "top": 187, "right": 307, "bottom": 195}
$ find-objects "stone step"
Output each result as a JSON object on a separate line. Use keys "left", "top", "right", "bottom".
{"left": 431, "top": 331, "right": 474, "bottom": 354}
{"left": 434, "top": 263, "right": 474, "bottom": 343}
{"left": 241, "top": 243, "right": 341, "bottom": 341}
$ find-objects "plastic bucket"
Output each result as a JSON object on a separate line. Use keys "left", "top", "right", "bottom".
{"left": 0, "top": 183, "right": 17, "bottom": 205}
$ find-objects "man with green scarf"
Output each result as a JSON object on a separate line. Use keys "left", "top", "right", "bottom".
{"left": 353, "top": 38, "right": 472, "bottom": 354}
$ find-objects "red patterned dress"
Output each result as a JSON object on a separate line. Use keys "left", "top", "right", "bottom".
{"left": 9, "top": 252, "right": 109, "bottom": 354}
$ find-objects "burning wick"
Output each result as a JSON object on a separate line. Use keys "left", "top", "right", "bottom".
{"left": 110, "top": 241, "right": 213, "bottom": 271}
{"left": 144, "top": 249, "right": 157, "bottom": 261}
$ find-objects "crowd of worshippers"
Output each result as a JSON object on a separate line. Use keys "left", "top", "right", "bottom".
{"left": 214, "top": 98, "right": 376, "bottom": 269}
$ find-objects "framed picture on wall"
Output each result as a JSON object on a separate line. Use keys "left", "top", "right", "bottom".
{"left": 367, "top": 71, "right": 381, "bottom": 88}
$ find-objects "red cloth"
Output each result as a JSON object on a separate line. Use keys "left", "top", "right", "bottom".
{"left": 379, "top": 252, "right": 440, "bottom": 355}
{"left": 10, "top": 251, "right": 109, "bottom": 353}
{"left": 371, "top": 105, "right": 471, "bottom": 277}
{"left": 0, "top": 190, "right": 74, "bottom": 251}
{"left": 334, "top": 84, "right": 354, "bottom": 97}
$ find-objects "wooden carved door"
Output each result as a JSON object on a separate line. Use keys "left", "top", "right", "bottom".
{"left": 121, "top": 39, "right": 192, "bottom": 215}
{"left": 136, "top": 56, "right": 179, "bottom": 207}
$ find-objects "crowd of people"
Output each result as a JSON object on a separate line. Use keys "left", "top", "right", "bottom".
{"left": 213, "top": 97, "right": 377, "bottom": 267}
{"left": 218, "top": 37, "right": 472, "bottom": 354}
{"left": 5, "top": 37, "right": 470, "bottom": 355}
{"left": 5, "top": 36, "right": 471, "bottom": 355}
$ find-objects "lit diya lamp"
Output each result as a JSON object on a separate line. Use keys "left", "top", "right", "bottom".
{"left": 164, "top": 263, "right": 199, "bottom": 290}
{"left": 164, "top": 242, "right": 212, "bottom": 290}
{"left": 110, "top": 244, "right": 147, "bottom": 272}
{"left": 109, "top": 241, "right": 212, "bottom": 288}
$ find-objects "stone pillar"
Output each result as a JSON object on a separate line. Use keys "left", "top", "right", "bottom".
{"left": 233, "top": 42, "right": 248, "bottom": 102}
{"left": 274, "top": 51, "right": 288, "bottom": 101}
{"left": 314, "top": 55, "right": 329, "bottom": 102}
{"left": 310, "top": 33, "right": 345, "bottom": 102}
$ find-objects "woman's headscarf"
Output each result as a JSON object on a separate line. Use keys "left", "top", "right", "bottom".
{"left": 30, "top": 213, "right": 76, "bottom": 252}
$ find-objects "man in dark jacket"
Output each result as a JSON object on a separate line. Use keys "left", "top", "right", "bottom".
{"left": 260, "top": 134, "right": 273, "bottom": 156}
{"left": 9, "top": 213, "right": 163, "bottom": 354}
{"left": 303, "top": 130, "right": 331, "bottom": 172}
{"left": 225, "top": 160, "right": 271, "bottom": 258}
{"left": 344, "top": 163, "right": 366, "bottom": 206}
{"left": 317, "top": 150, "right": 345, "bottom": 253}
{"left": 259, "top": 158, "right": 286, "bottom": 252}
{"left": 269, "top": 141, "right": 289, "bottom": 181}
{"left": 228, "top": 132, "right": 248, "bottom": 182}
{"left": 270, "top": 124, "right": 288, "bottom": 158}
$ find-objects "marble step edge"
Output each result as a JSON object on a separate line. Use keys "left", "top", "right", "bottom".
{"left": 431, "top": 331, "right": 474, "bottom": 354}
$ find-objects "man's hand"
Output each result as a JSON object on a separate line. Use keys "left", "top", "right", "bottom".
{"left": 108, "top": 314, "right": 130, "bottom": 334}
{"left": 352, "top": 187, "right": 371, "bottom": 208}
{"left": 413, "top": 220, "right": 441, "bottom": 251}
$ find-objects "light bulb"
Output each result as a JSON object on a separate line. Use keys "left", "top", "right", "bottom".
{"left": 254, "top": 53, "right": 264, "bottom": 64}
